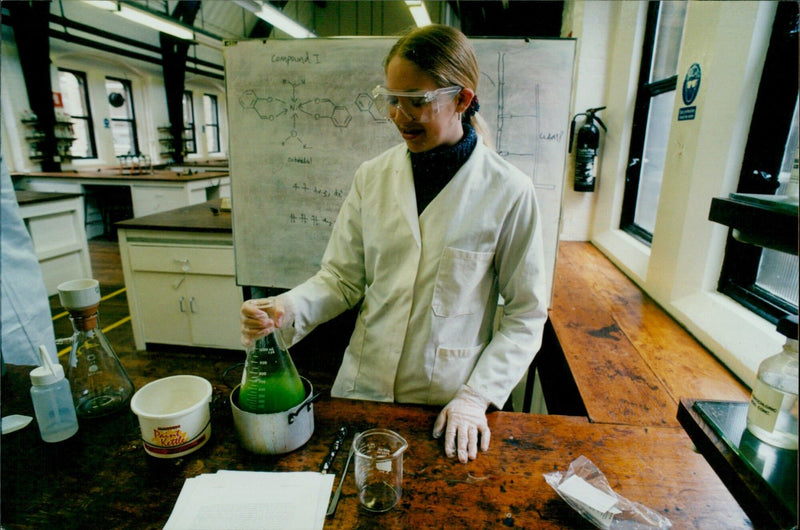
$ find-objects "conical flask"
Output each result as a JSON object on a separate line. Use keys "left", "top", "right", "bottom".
{"left": 239, "top": 331, "right": 305, "bottom": 414}
{"left": 58, "top": 279, "right": 135, "bottom": 418}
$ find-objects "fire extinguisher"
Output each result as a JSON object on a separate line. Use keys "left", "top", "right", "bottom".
{"left": 569, "top": 106, "right": 607, "bottom": 192}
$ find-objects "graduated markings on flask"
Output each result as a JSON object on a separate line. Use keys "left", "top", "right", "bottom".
{"left": 53, "top": 287, "right": 131, "bottom": 358}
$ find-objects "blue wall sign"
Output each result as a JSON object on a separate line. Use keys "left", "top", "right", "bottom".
{"left": 678, "top": 63, "right": 701, "bottom": 121}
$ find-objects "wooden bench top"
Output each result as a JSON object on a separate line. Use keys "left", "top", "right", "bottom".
{"left": 11, "top": 169, "right": 229, "bottom": 182}
{"left": 549, "top": 242, "right": 749, "bottom": 427}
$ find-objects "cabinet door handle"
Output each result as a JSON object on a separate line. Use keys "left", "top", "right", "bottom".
{"left": 179, "top": 296, "right": 186, "bottom": 312}
{"left": 189, "top": 297, "right": 197, "bottom": 313}
{"left": 174, "top": 258, "right": 190, "bottom": 272}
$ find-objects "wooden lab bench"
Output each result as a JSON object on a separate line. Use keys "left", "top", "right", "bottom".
{"left": 0, "top": 352, "right": 750, "bottom": 529}
{"left": 543, "top": 241, "right": 750, "bottom": 427}
{"left": 540, "top": 243, "right": 794, "bottom": 526}
{"left": 0, "top": 236, "right": 756, "bottom": 528}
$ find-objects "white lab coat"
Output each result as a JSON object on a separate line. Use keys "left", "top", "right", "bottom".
{"left": 284, "top": 139, "right": 547, "bottom": 408}
{"left": 1, "top": 158, "right": 58, "bottom": 366}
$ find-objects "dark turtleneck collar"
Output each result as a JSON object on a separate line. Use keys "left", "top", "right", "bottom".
{"left": 410, "top": 124, "right": 478, "bottom": 215}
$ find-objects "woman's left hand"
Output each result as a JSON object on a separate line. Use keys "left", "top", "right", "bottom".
{"left": 433, "top": 385, "right": 491, "bottom": 463}
{"left": 240, "top": 297, "right": 292, "bottom": 346}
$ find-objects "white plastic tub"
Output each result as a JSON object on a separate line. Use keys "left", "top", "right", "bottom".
{"left": 130, "top": 375, "right": 212, "bottom": 458}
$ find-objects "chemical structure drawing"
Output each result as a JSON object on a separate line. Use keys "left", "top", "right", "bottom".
{"left": 354, "top": 92, "right": 389, "bottom": 122}
{"left": 489, "top": 52, "right": 540, "bottom": 175}
{"left": 239, "top": 79, "right": 352, "bottom": 148}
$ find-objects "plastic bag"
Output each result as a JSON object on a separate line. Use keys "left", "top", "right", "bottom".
{"left": 543, "top": 455, "right": 672, "bottom": 529}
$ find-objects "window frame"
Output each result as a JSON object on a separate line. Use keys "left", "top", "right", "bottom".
{"left": 57, "top": 68, "right": 97, "bottom": 160}
{"left": 203, "top": 93, "right": 221, "bottom": 154}
{"left": 182, "top": 91, "right": 197, "bottom": 155}
{"left": 619, "top": 1, "right": 683, "bottom": 245}
{"left": 717, "top": 1, "right": 799, "bottom": 324}
{"left": 105, "top": 76, "right": 140, "bottom": 156}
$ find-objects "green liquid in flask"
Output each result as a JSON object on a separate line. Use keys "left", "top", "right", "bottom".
{"left": 239, "top": 332, "right": 306, "bottom": 414}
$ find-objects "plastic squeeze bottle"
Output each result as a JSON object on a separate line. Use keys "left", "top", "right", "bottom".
{"left": 746, "top": 314, "right": 798, "bottom": 450}
{"left": 239, "top": 331, "right": 306, "bottom": 414}
{"left": 30, "top": 345, "right": 79, "bottom": 443}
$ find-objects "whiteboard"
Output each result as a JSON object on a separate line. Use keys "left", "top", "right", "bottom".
{"left": 225, "top": 37, "right": 575, "bottom": 301}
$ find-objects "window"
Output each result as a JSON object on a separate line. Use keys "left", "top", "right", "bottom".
{"left": 182, "top": 91, "right": 196, "bottom": 154}
{"left": 620, "top": 1, "right": 687, "bottom": 243}
{"left": 718, "top": 1, "right": 799, "bottom": 324}
{"left": 58, "top": 69, "right": 96, "bottom": 159}
{"left": 105, "top": 77, "right": 139, "bottom": 156}
{"left": 755, "top": 101, "right": 799, "bottom": 308}
{"left": 203, "top": 94, "right": 221, "bottom": 154}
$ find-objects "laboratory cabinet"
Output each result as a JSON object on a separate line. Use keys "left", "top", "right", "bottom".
{"left": 116, "top": 201, "right": 242, "bottom": 351}
{"left": 16, "top": 191, "right": 92, "bottom": 295}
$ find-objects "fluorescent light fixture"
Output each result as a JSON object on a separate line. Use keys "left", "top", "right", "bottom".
{"left": 116, "top": 6, "right": 195, "bottom": 40}
{"left": 82, "top": 1, "right": 195, "bottom": 41}
{"left": 405, "top": 1, "right": 432, "bottom": 27}
{"left": 83, "top": 0, "right": 117, "bottom": 9}
{"left": 234, "top": 0, "right": 316, "bottom": 39}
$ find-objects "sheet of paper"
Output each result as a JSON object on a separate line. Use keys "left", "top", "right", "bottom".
{"left": 558, "top": 475, "right": 618, "bottom": 513}
{"left": 164, "top": 471, "right": 334, "bottom": 530}
{"left": 557, "top": 474, "right": 621, "bottom": 529}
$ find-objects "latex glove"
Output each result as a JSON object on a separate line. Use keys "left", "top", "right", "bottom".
{"left": 432, "top": 385, "right": 491, "bottom": 463}
{"left": 240, "top": 296, "right": 294, "bottom": 347}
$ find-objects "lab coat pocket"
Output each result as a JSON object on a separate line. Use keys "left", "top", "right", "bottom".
{"left": 432, "top": 247, "right": 494, "bottom": 317}
{"left": 429, "top": 344, "right": 484, "bottom": 404}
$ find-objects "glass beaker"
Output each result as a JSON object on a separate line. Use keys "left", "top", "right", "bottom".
{"left": 58, "top": 279, "right": 135, "bottom": 418}
{"left": 353, "top": 428, "right": 409, "bottom": 512}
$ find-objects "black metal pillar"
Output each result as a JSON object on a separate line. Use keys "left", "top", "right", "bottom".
{"left": 160, "top": 1, "right": 200, "bottom": 165}
{"left": 7, "top": 0, "right": 61, "bottom": 171}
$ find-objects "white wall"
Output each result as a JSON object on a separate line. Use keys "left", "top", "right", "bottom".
{"left": 559, "top": 0, "right": 614, "bottom": 241}
{"left": 564, "top": 0, "right": 785, "bottom": 386}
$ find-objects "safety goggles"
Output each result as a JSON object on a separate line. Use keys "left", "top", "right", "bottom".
{"left": 371, "top": 85, "right": 462, "bottom": 122}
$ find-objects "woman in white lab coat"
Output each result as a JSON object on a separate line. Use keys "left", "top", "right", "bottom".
{"left": 242, "top": 24, "right": 547, "bottom": 463}
{"left": 1, "top": 157, "right": 59, "bottom": 367}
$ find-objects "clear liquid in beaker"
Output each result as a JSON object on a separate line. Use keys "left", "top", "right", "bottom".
{"left": 359, "top": 481, "right": 400, "bottom": 512}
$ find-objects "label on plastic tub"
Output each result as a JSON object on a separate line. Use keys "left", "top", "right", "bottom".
{"left": 143, "top": 420, "right": 211, "bottom": 457}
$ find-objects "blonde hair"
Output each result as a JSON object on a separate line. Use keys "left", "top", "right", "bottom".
{"left": 385, "top": 25, "right": 493, "bottom": 148}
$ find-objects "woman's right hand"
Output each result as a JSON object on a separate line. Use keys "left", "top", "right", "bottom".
{"left": 240, "top": 297, "right": 288, "bottom": 347}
